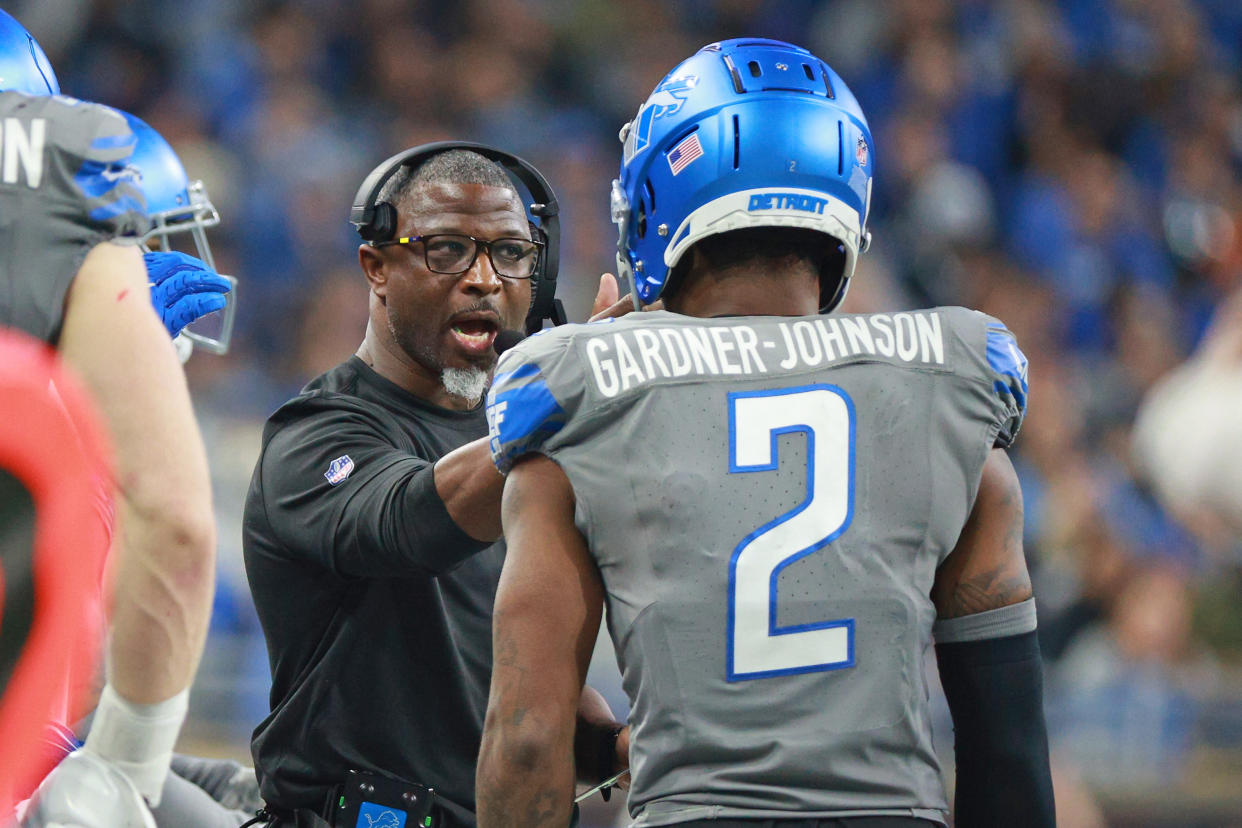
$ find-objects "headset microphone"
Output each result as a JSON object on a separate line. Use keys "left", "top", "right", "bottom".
{"left": 493, "top": 329, "right": 525, "bottom": 356}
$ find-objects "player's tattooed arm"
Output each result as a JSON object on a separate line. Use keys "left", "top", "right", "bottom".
{"left": 476, "top": 626, "right": 564, "bottom": 826}
{"left": 476, "top": 455, "right": 605, "bottom": 828}
{"left": 932, "top": 449, "right": 1033, "bottom": 619}
{"left": 932, "top": 449, "right": 1053, "bottom": 826}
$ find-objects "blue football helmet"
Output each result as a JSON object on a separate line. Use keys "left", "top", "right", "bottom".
{"left": 0, "top": 9, "right": 58, "bottom": 95}
{"left": 119, "top": 111, "right": 235, "bottom": 355}
{"left": 612, "top": 38, "right": 873, "bottom": 311}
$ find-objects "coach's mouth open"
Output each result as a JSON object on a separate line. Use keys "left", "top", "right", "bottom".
{"left": 449, "top": 316, "right": 499, "bottom": 355}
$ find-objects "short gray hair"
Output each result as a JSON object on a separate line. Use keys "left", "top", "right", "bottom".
{"left": 378, "top": 149, "right": 515, "bottom": 210}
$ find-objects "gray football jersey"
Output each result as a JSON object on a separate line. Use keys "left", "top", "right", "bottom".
{"left": 488, "top": 308, "right": 1028, "bottom": 826}
{"left": 0, "top": 91, "right": 148, "bottom": 343}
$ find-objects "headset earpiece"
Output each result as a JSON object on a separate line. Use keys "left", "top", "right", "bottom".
{"left": 359, "top": 201, "right": 397, "bottom": 243}
{"left": 350, "top": 141, "right": 563, "bottom": 332}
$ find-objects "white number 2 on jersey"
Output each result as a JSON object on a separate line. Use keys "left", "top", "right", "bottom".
{"left": 727, "top": 384, "right": 856, "bottom": 681}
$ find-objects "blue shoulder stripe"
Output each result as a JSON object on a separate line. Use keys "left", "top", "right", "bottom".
{"left": 486, "top": 362, "right": 566, "bottom": 472}
{"left": 986, "top": 323, "right": 1029, "bottom": 411}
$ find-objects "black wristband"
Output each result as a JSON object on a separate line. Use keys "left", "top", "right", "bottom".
{"left": 596, "top": 724, "right": 624, "bottom": 802}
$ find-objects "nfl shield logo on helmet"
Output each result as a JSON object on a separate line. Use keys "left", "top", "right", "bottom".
{"left": 324, "top": 455, "right": 355, "bottom": 486}
{"left": 856, "top": 136, "right": 869, "bottom": 168}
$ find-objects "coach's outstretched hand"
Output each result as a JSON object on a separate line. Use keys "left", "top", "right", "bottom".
{"left": 588, "top": 272, "right": 663, "bottom": 322}
{"left": 145, "top": 251, "right": 232, "bottom": 338}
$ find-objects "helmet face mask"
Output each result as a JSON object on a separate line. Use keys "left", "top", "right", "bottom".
{"left": 143, "top": 179, "right": 236, "bottom": 355}
{"left": 121, "top": 112, "right": 236, "bottom": 355}
{"left": 612, "top": 38, "right": 874, "bottom": 312}
{"left": 145, "top": 179, "right": 221, "bottom": 265}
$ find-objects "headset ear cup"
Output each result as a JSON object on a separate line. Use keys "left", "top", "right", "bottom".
{"left": 368, "top": 202, "right": 398, "bottom": 243}
{"left": 525, "top": 225, "right": 550, "bottom": 329}
{"left": 527, "top": 221, "right": 544, "bottom": 314}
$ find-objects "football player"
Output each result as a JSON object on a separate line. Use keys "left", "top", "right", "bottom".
{"left": 1, "top": 10, "right": 222, "bottom": 826}
{"left": 477, "top": 39, "right": 1055, "bottom": 828}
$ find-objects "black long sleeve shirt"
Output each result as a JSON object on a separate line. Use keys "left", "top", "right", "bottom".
{"left": 243, "top": 357, "right": 504, "bottom": 826}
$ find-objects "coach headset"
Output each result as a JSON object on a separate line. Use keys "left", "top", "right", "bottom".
{"left": 350, "top": 141, "right": 566, "bottom": 336}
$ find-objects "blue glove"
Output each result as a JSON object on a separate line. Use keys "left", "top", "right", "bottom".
{"left": 144, "top": 251, "right": 232, "bottom": 338}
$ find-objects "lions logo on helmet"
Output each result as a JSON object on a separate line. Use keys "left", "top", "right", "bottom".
{"left": 612, "top": 38, "right": 874, "bottom": 312}
{"left": 647, "top": 73, "right": 700, "bottom": 119}
{"left": 622, "top": 74, "right": 701, "bottom": 164}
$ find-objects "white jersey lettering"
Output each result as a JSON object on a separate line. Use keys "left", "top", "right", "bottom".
{"left": 2, "top": 117, "right": 46, "bottom": 188}
{"left": 582, "top": 313, "right": 946, "bottom": 397}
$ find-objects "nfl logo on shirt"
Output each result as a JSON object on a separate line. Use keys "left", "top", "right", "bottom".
{"left": 324, "top": 454, "right": 355, "bottom": 485}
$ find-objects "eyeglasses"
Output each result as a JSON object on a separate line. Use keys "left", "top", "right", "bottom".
{"left": 373, "top": 234, "right": 543, "bottom": 279}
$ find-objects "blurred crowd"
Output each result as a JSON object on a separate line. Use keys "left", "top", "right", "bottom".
{"left": 13, "top": 0, "right": 1242, "bottom": 821}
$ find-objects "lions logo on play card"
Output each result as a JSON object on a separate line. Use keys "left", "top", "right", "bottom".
{"left": 324, "top": 454, "right": 355, "bottom": 486}
{"left": 358, "top": 803, "right": 405, "bottom": 828}
{"left": 623, "top": 73, "right": 699, "bottom": 163}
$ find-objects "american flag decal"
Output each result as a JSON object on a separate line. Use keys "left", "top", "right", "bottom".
{"left": 666, "top": 132, "right": 704, "bottom": 176}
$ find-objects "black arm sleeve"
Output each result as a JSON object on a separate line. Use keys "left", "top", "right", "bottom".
{"left": 255, "top": 399, "right": 490, "bottom": 578}
{"left": 935, "top": 630, "right": 1056, "bottom": 828}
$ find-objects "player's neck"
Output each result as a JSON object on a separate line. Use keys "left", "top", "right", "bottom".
{"left": 667, "top": 264, "right": 820, "bottom": 318}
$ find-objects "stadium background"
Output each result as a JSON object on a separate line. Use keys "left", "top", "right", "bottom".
{"left": 9, "top": 0, "right": 1242, "bottom": 824}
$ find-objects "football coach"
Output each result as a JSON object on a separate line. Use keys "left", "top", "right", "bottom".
{"left": 241, "top": 144, "right": 630, "bottom": 828}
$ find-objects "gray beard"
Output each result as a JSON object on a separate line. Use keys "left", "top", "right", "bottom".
{"left": 441, "top": 366, "right": 490, "bottom": 405}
